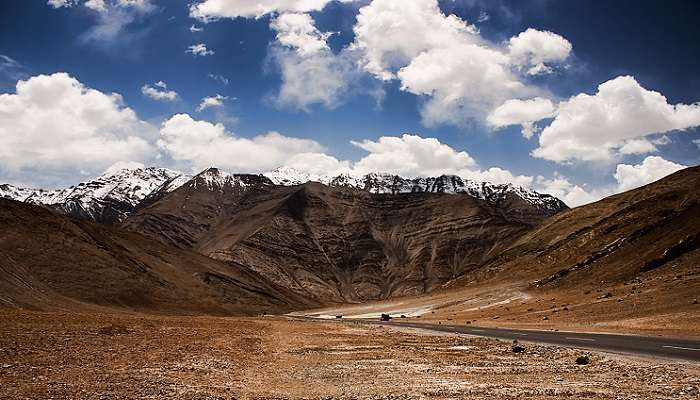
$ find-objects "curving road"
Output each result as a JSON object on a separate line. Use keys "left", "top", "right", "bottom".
{"left": 361, "top": 321, "right": 700, "bottom": 362}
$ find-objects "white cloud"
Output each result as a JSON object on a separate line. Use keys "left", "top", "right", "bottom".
{"left": 104, "top": 160, "right": 146, "bottom": 175}
{"left": 352, "top": 0, "right": 480, "bottom": 81}
{"left": 0, "top": 73, "right": 156, "bottom": 186}
{"left": 618, "top": 138, "right": 658, "bottom": 155}
{"left": 397, "top": 42, "right": 533, "bottom": 127}
{"left": 350, "top": 134, "right": 477, "bottom": 177}
{"left": 535, "top": 174, "right": 609, "bottom": 208}
{"left": 78, "top": 0, "right": 157, "bottom": 44}
{"left": 463, "top": 167, "right": 534, "bottom": 188}
{"left": 652, "top": 135, "right": 672, "bottom": 146}
{"left": 190, "top": 24, "right": 204, "bottom": 32}
{"left": 285, "top": 134, "right": 534, "bottom": 187}
{"left": 614, "top": 156, "right": 687, "bottom": 192}
{"left": 507, "top": 28, "right": 572, "bottom": 75}
{"left": 535, "top": 156, "right": 688, "bottom": 208}
{"left": 269, "top": 13, "right": 356, "bottom": 111}
{"left": 208, "top": 73, "right": 229, "bottom": 85}
{"left": 351, "top": 0, "right": 559, "bottom": 127}
{"left": 84, "top": 0, "right": 107, "bottom": 11}
{"left": 196, "top": 94, "right": 228, "bottom": 112}
{"left": 477, "top": 11, "right": 490, "bottom": 23}
{"left": 189, "top": 0, "right": 348, "bottom": 20}
{"left": 534, "top": 76, "right": 700, "bottom": 163}
{"left": 284, "top": 153, "right": 352, "bottom": 177}
{"left": 158, "top": 114, "right": 326, "bottom": 173}
{"left": 0, "top": 55, "right": 27, "bottom": 82}
{"left": 47, "top": 0, "right": 78, "bottom": 8}
{"left": 186, "top": 43, "right": 215, "bottom": 56}
{"left": 270, "top": 13, "right": 332, "bottom": 56}
{"left": 141, "top": 81, "right": 178, "bottom": 101}
{"left": 694, "top": 139, "right": 700, "bottom": 148}
{"left": 487, "top": 97, "right": 556, "bottom": 138}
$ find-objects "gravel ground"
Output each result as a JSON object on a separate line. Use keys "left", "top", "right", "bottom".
{"left": 1, "top": 311, "right": 698, "bottom": 399}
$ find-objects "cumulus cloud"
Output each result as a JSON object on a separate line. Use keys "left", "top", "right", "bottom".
{"left": 196, "top": 94, "right": 228, "bottom": 112}
{"left": 487, "top": 97, "right": 556, "bottom": 138}
{"left": 398, "top": 43, "right": 533, "bottom": 127}
{"left": 614, "top": 156, "right": 687, "bottom": 192}
{"left": 186, "top": 43, "right": 215, "bottom": 56}
{"left": 190, "top": 24, "right": 204, "bottom": 32}
{"left": 269, "top": 13, "right": 356, "bottom": 111}
{"left": 351, "top": 0, "right": 560, "bottom": 127}
{"left": 189, "top": 0, "right": 349, "bottom": 20}
{"left": 141, "top": 81, "right": 178, "bottom": 101}
{"left": 533, "top": 75, "right": 700, "bottom": 163}
{"left": 158, "top": 113, "right": 327, "bottom": 173}
{"left": 507, "top": 28, "right": 572, "bottom": 75}
{"left": 352, "top": 0, "right": 480, "bottom": 81}
{"left": 0, "top": 73, "right": 156, "bottom": 187}
{"left": 350, "top": 134, "right": 476, "bottom": 177}
{"left": 536, "top": 156, "right": 688, "bottom": 207}
{"left": 271, "top": 13, "right": 332, "bottom": 56}
{"left": 282, "top": 134, "right": 534, "bottom": 187}
{"left": 535, "top": 174, "right": 609, "bottom": 207}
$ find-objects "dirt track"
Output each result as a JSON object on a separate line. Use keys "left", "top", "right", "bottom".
{"left": 1, "top": 311, "right": 699, "bottom": 399}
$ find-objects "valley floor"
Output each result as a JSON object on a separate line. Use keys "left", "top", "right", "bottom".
{"left": 1, "top": 311, "right": 699, "bottom": 399}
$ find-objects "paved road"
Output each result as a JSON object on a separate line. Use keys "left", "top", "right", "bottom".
{"left": 360, "top": 320, "right": 700, "bottom": 362}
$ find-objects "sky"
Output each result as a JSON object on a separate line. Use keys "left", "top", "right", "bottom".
{"left": 1, "top": 0, "right": 699, "bottom": 206}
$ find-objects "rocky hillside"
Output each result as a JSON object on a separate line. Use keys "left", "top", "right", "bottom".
{"left": 0, "top": 198, "right": 313, "bottom": 314}
{"left": 124, "top": 168, "right": 568, "bottom": 303}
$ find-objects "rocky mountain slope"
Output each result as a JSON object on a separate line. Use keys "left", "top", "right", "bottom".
{"left": 0, "top": 198, "right": 313, "bottom": 313}
{"left": 0, "top": 167, "right": 191, "bottom": 224}
{"left": 424, "top": 166, "right": 700, "bottom": 332}
{"left": 124, "top": 168, "right": 567, "bottom": 303}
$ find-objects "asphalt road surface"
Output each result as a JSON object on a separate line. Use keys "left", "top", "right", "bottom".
{"left": 363, "top": 320, "right": 700, "bottom": 362}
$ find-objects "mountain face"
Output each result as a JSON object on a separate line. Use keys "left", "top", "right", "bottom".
{"left": 0, "top": 168, "right": 191, "bottom": 224}
{"left": 0, "top": 198, "right": 313, "bottom": 314}
{"left": 453, "top": 166, "right": 700, "bottom": 321}
{"left": 123, "top": 168, "right": 568, "bottom": 303}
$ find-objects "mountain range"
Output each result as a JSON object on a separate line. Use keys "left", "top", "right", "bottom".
{"left": 0, "top": 166, "right": 566, "bottom": 224}
{"left": 0, "top": 164, "right": 697, "bottom": 321}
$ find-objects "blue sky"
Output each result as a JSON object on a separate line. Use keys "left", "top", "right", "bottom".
{"left": 0, "top": 0, "right": 699, "bottom": 206}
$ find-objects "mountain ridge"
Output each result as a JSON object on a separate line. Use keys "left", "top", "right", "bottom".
{"left": 1, "top": 166, "right": 568, "bottom": 224}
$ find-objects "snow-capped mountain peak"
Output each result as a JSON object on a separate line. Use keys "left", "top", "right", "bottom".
{"left": 263, "top": 167, "right": 567, "bottom": 212}
{"left": 0, "top": 167, "right": 191, "bottom": 223}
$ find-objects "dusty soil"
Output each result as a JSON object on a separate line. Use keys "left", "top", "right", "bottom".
{"left": 1, "top": 311, "right": 699, "bottom": 399}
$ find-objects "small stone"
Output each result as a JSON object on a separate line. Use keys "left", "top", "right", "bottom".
{"left": 576, "top": 355, "right": 590, "bottom": 365}
{"left": 512, "top": 345, "right": 526, "bottom": 353}
{"left": 543, "top": 316, "right": 549, "bottom": 321}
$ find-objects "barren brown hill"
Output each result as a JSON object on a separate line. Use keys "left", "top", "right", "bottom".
{"left": 0, "top": 198, "right": 314, "bottom": 314}
{"left": 124, "top": 169, "right": 562, "bottom": 303}
{"left": 389, "top": 165, "right": 700, "bottom": 334}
